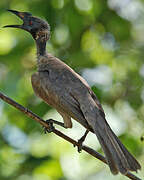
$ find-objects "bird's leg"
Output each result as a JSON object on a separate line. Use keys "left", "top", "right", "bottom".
{"left": 44, "top": 119, "right": 66, "bottom": 133}
{"left": 76, "top": 129, "right": 89, "bottom": 152}
{"left": 46, "top": 119, "right": 66, "bottom": 128}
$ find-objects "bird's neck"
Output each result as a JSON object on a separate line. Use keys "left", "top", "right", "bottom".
{"left": 36, "top": 39, "right": 47, "bottom": 56}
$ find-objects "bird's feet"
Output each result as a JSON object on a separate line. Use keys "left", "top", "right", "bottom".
{"left": 75, "top": 130, "right": 89, "bottom": 153}
{"left": 44, "top": 119, "right": 55, "bottom": 133}
{"left": 43, "top": 119, "right": 66, "bottom": 133}
{"left": 77, "top": 137, "right": 85, "bottom": 153}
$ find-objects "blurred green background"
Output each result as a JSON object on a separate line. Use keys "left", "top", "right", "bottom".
{"left": 0, "top": 0, "right": 144, "bottom": 179}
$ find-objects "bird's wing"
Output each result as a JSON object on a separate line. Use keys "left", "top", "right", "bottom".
{"left": 88, "top": 89, "right": 105, "bottom": 118}
{"left": 41, "top": 54, "right": 105, "bottom": 116}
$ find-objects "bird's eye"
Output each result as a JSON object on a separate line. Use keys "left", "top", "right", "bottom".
{"left": 29, "top": 21, "right": 33, "bottom": 25}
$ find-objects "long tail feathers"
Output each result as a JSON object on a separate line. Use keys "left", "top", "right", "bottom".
{"left": 93, "top": 115, "right": 141, "bottom": 175}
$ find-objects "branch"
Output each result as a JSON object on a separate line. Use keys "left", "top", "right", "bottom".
{"left": 0, "top": 91, "right": 141, "bottom": 180}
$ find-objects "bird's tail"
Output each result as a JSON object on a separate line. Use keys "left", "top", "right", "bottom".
{"left": 93, "top": 115, "right": 141, "bottom": 175}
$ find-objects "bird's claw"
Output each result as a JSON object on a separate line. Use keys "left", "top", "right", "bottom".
{"left": 73, "top": 137, "right": 84, "bottom": 153}
{"left": 77, "top": 138, "right": 84, "bottom": 153}
{"left": 74, "top": 130, "right": 89, "bottom": 153}
{"left": 43, "top": 119, "right": 55, "bottom": 133}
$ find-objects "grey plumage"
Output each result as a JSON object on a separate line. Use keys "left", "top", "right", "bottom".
{"left": 5, "top": 9, "right": 141, "bottom": 175}
{"left": 32, "top": 53, "right": 141, "bottom": 175}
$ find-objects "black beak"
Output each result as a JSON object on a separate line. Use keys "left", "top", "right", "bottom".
{"left": 3, "top": 9, "right": 31, "bottom": 29}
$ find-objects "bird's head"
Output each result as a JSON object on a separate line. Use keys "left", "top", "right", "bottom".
{"left": 4, "top": 9, "right": 50, "bottom": 42}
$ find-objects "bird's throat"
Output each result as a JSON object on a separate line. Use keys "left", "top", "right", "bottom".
{"left": 36, "top": 39, "right": 46, "bottom": 56}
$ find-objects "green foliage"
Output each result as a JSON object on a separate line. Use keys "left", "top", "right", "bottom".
{"left": 0, "top": 0, "right": 144, "bottom": 180}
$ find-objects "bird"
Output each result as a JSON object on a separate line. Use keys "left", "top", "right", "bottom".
{"left": 4, "top": 9, "right": 141, "bottom": 175}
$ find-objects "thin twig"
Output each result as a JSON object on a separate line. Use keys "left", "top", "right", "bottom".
{"left": 0, "top": 91, "right": 142, "bottom": 180}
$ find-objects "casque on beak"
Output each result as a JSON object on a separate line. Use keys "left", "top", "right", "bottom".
{"left": 3, "top": 9, "right": 32, "bottom": 29}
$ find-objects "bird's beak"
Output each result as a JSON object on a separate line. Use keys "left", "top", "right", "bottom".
{"left": 3, "top": 9, "right": 30, "bottom": 29}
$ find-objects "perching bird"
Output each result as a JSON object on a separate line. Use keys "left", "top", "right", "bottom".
{"left": 4, "top": 9, "right": 141, "bottom": 175}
